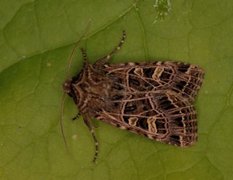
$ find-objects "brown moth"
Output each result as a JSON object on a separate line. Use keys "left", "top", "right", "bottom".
{"left": 63, "top": 31, "right": 204, "bottom": 162}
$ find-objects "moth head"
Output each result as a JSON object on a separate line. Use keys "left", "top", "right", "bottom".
{"left": 63, "top": 79, "right": 79, "bottom": 105}
{"left": 63, "top": 79, "right": 73, "bottom": 96}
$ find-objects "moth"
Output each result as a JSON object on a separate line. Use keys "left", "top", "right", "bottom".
{"left": 63, "top": 31, "right": 204, "bottom": 162}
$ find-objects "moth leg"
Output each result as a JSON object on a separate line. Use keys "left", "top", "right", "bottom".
{"left": 72, "top": 112, "right": 80, "bottom": 121}
{"left": 83, "top": 115, "right": 99, "bottom": 163}
{"left": 95, "top": 30, "right": 126, "bottom": 66}
{"left": 80, "top": 48, "right": 88, "bottom": 66}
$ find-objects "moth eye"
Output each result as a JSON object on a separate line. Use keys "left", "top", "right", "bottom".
{"left": 63, "top": 80, "right": 79, "bottom": 104}
{"left": 63, "top": 80, "right": 72, "bottom": 94}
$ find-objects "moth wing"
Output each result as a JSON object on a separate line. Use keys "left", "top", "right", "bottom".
{"left": 160, "top": 62, "right": 205, "bottom": 102}
{"left": 96, "top": 90, "right": 197, "bottom": 147}
{"left": 142, "top": 90, "right": 198, "bottom": 147}
{"left": 99, "top": 62, "right": 203, "bottom": 146}
{"left": 104, "top": 62, "right": 204, "bottom": 102}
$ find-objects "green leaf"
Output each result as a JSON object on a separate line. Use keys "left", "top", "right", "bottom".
{"left": 0, "top": 0, "right": 233, "bottom": 179}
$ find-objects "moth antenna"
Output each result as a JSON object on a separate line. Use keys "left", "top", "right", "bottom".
{"left": 60, "top": 20, "right": 91, "bottom": 150}
{"left": 60, "top": 92, "right": 69, "bottom": 151}
{"left": 95, "top": 30, "right": 126, "bottom": 66}
{"left": 83, "top": 115, "right": 99, "bottom": 163}
{"left": 80, "top": 48, "right": 89, "bottom": 67}
{"left": 65, "top": 19, "right": 92, "bottom": 76}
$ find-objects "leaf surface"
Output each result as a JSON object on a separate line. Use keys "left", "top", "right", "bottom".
{"left": 0, "top": 0, "right": 233, "bottom": 179}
